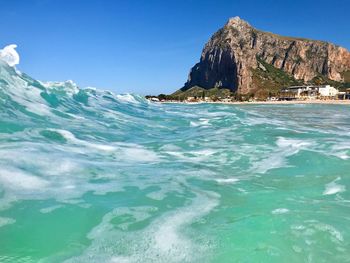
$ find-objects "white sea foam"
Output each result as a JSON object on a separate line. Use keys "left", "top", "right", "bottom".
{"left": 49, "top": 129, "right": 159, "bottom": 162}
{"left": 25, "top": 102, "right": 52, "bottom": 116}
{"left": 271, "top": 208, "right": 290, "bottom": 214}
{"left": 0, "top": 68, "right": 54, "bottom": 117}
{"left": 121, "top": 146, "right": 159, "bottom": 162}
{"left": 42, "top": 80, "right": 79, "bottom": 95}
{"left": 40, "top": 205, "right": 64, "bottom": 214}
{"left": 292, "top": 220, "right": 344, "bottom": 245}
{"left": 0, "top": 143, "right": 125, "bottom": 208}
{"left": 251, "top": 137, "right": 312, "bottom": 174}
{"left": 190, "top": 121, "right": 199, "bottom": 127}
{"left": 0, "top": 168, "right": 49, "bottom": 190}
{"left": 190, "top": 118, "right": 212, "bottom": 127}
{"left": 2, "top": 64, "right": 350, "bottom": 262}
{"left": 152, "top": 192, "right": 219, "bottom": 256}
{"left": 276, "top": 137, "right": 311, "bottom": 149}
{"left": 191, "top": 149, "right": 216, "bottom": 156}
{"left": 313, "top": 223, "right": 344, "bottom": 242}
{"left": 323, "top": 177, "right": 345, "bottom": 195}
{"left": 0, "top": 44, "right": 19, "bottom": 67}
{"left": 0, "top": 217, "right": 16, "bottom": 228}
{"left": 146, "top": 190, "right": 168, "bottom": 201}
{"left": 9, "top": 90, "right": 52, "bottom": 116}
{"left": 215, "top": 178, "right": 239, "bottom": 184}
{"left": 330, "top": 141, "right": 350, "bottom": 160}
{"left": 115, "top": 94, "right": 140, "bottom": 104}
{"left": 159, "top": 144, "right": 182, "bottom": 151}
{"left": 65, "top": 192, "right": 219, "bottom": 263}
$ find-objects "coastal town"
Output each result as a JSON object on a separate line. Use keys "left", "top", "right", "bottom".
{"left": 147, "top": 85, "right": 350, "bottom": 103}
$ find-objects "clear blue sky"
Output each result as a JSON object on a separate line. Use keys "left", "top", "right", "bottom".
{"left": 1, "top": 0, "right": 349, "bottom": 95}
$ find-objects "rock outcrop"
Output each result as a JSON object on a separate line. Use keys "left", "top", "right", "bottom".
{"left": 181, "top": 17, "right": 350, "bottom": 94}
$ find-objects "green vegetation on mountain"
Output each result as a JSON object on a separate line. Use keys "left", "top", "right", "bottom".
{"left": 251, "top": 57, "right": 301, "bottom": 98}
{"left": 171, "top": 86, "right": 232, "bottom": 100}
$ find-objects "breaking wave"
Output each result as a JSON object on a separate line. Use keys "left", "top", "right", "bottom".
{"left": 0, "top": 58, "right": 350, "bottom": 262}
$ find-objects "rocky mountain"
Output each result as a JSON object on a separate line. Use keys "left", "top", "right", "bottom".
{"left": 179, "top": 17, "right": 350, "bottom": 97}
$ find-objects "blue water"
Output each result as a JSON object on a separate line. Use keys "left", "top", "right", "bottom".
{"left": 0, "top": 60, "right": 350, "bottom": 262}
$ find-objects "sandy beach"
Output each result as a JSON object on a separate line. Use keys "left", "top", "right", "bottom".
{"left": 161, "top": 99, "right": 350, "bottom": 105}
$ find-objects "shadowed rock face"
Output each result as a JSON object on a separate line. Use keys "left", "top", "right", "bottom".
{"left": 182, "top": 17, "right": 350, "bottom": 94}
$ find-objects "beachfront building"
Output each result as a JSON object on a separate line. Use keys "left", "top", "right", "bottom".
{"left": 338, "top": 88, "right": 350, "bottom": 100}
{"left": 318, "top": 85, "right": 339, "bottom": 97}
{"left": 186, "top": 96, "right": 197, "bottom": 102}
{"left": 280, "top": 85, "right": 339, "bottom": 100}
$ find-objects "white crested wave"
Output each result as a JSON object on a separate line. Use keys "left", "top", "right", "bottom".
{"left": 0, "top": 44, "right": 19, "bottom": 67}
{"left": 116, "top": 93, "right": 142, "bottom": 104}
{"left": 1, "top": 59, "right": 350, "bottom": 261}
{"left": 41, "top": 80, "right": 79, "bottom": 95}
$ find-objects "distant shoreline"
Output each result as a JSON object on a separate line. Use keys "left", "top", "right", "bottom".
{"left": 160, "top": 99, "right": 350, "bottom": 105}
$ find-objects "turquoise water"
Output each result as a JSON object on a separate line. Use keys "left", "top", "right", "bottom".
{"left": 0, "top": 60, "right": 350, "bottom": 262}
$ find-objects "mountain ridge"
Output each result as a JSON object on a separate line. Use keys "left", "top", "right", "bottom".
{"left": 179, "top": 17, "right": 350, "bottom": 97}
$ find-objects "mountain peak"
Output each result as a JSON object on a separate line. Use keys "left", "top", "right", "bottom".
{"left": 226, "top": 16, "right": 251, "bottom": 28}
{"left": 181, "top": 19, "right": 350, "bottom": 95}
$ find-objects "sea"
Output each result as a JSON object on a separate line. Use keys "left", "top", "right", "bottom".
{"left": 0, "top": 60, "right": 349, "bottom": 262}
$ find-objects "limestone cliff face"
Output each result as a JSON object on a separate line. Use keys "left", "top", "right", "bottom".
{"left": 182, "top": 17, "right": 350, "bottom": 94}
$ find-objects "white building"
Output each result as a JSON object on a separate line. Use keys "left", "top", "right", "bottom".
{"left": 281, "top": 85, "right": 338, "bottom": 98}
{"left": 318, "top": 85, "right": 339, "bottom": 97}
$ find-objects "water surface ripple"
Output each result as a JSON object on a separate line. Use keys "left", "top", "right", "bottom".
{"left": 0, "top": 62, "right": 350, "bottom": 262}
